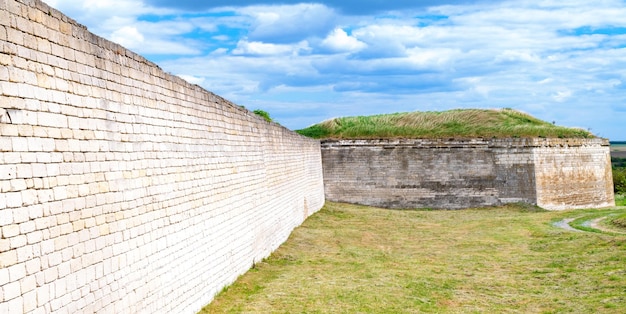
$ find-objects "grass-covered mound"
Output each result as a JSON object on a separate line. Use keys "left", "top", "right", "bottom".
{"left": 296, "top": 108, "right": 594, "bottom": 139}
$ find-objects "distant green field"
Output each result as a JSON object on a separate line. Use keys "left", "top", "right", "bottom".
{"left": 611, "top": 143, "right": 626, "bottom": 159}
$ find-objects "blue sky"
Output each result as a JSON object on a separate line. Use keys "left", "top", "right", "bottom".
{"left": 45, "top": 0, "right": 626, "bottom": 139}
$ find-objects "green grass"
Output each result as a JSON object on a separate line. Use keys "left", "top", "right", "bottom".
{"left": 296, "top": 108, "right": 595, "bottom": 139}
{"left": 616, "top": 194, "right": 626, "bottom": 207}
{"left": 609, "top": 213, "right": 626, "bottom": 229}
{"left": 200, "top": 202, "right": 626, "bottom": 313}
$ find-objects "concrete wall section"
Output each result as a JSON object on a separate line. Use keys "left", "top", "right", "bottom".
{"left": 321, "top": 138, "right": 614, "bottom": 210}
{"left": 0, "top": 0, "right": 324, "bottom": 313}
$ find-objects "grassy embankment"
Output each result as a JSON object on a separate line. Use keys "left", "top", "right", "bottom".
{"left": 201, "top": 202, "right": 626, "bottom": 313}
{"left": 296, "top": 108, "right": 594, "bottom": 139}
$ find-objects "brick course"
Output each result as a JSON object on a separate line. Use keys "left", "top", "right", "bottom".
{"left": 0, "top": 0, "right": 325, "bottom": 312}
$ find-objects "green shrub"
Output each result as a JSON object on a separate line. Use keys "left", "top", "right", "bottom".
{"left": 613, "top": 167, "right": 626, "bottom": 194}
{"left": 612, "top": 157, "right": 626, "bottom": 168}
{"left": 253, "top": 109, "right": 272, "bottom": 123}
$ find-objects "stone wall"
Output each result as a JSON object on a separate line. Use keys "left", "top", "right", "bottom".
{"left": 321, "top": 138, "right": 614, "bottom": 210}
{"left": 0, "top": 0, "right": 325, "bottom": 313}
{"left": 533, "top": 139, "right": 615, "bottom": 210}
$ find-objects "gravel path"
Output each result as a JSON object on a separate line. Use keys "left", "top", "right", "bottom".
{"left": 552, "top": 218, "right": 582, "bottom": 232}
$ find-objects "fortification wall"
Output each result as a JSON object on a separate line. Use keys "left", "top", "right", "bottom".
{"left": 0, "top": 1, "right": 325, "bottom": 313}
{"left": 533, "top": 139, "right": 615, "bottom": 210}
{"left": 321, "top": 138, "right": 614, "bottom": 210}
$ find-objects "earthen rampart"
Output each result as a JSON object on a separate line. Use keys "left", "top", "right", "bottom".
{"left": 321, "top": 138, "right": 614, "bottom": 210}
{"left": 0, "top": 1, "right": 324, "bottom": 313}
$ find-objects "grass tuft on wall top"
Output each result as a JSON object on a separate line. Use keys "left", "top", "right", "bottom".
{"left": 296, "top": 108, "right": 594, "bottom": 139}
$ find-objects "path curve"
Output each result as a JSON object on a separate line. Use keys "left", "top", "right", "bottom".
{"left": 552, "top": 218, "right": 581, "bottom": 232}
{"left": 588, "top": 216, "right": 626, "bottom": 235}
{"left": 553, "top": 208, "right": 626, "bottom": 235}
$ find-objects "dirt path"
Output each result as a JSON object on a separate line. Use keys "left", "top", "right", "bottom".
{"left": 588, "top": 216, "right": 626, "bottom": 235}
{"left": 553, "top": 207, "right": 626, "bottom": 234}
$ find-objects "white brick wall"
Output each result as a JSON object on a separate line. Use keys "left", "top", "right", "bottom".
{"left": 0, "top": 0, "right": 325, "bottom": 313}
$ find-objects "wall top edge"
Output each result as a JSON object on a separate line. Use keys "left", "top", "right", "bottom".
{"left": 320, "top": 138, "right": 609, "bottom": 148}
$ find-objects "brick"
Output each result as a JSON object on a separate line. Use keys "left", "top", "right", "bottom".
{"left": 22, "top": 289, "right": 37, "bottom": 312}
{"left": 16, "top": 245, "right": 34, "bottom": 263}
{"left": 11, "top": 137, "right": 28, "bottom": 152}
{"left": 3, "top": 280, "right": 21, "bottom": 301}
{"left": 8, "top": 263, "right": 26, "bottom": 281}
{"left": 0, "top": 137, "right": 12, "bottom": 152}
{"left": 20, "top": 220, "right": 36, "bottom": 234}
{"left": 27, "top": 137, "right": 45, "bottom": 152}
{"left": 43, "top": 266, "right": 58, "bottom": 283}
{"left": 0, "top": 238, "right": 9, "bottom": 251}
{"left": 0, "top": 164, "right": 17, "bottom": 180}
{"left": 9, "top": 178, "right": 27, "bottom": 191}
{"left": 5, "top": 192, "right": 21, "bottom": 208}
{"left": 15, "top": 163, "right": 32, "bottom": 178}
{"left": 10, "top": 235, "right": 27, "bottom": 249}
{"left": 2, "top": 224, "right": 20, "bottom": 238}
{"left": 21, "top": 189, "right": 37, "bottom": 206}
{"left": 36, "top": 284, "right": 50, "bottom": 307}
{"left": 13, "top": 206, "right": 29, "bottom": 224}
{"left": 20, "top": 152, "right": 37, "bottom": 163}
{"left": 0, "top": 267, "right": 8, "bottom": 286}
{"left": 38, "top": 112, "right": 69, "bottom": 128}
{"left": 0, "top": 249, "right": 18, "bottom": 268}
{"left": 6, "top": 296, "right": 23, "bottom": 314}
{"left": 0, "top": 195, "right": 7, "bottom": 212}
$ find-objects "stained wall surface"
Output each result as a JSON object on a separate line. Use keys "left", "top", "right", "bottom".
{"left": 533, "top": 139, "right": 615, "bottom": 210}
{"left": 322, "top": 138, "right": 614, "bottom": 210}
{"left": 0, "top": 0, "right": 325, "bottom": 313}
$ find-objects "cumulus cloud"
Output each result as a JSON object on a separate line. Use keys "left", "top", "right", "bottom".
{"left": 110, "top": 26, "right": 145, "bottom": 47}
{"left": 238, "top": 4, "right": 337, "bottom": 43}
{"left": 321, "top": 28, "right": 367, "bottom": 52}
{"left": 109, "top": 25, "right": 201, "bottom": 55}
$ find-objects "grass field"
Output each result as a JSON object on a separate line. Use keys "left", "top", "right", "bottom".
{"left": 200, "top": 202, "right": 626, "bottom": 313}
{"left": 296, "top": 109, "right": 594, "bottom": 139}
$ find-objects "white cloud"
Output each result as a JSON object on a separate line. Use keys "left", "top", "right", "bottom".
{"left": 238, "top": 4, "right": 337, "bottom": 43}
{"left": 233, "top": 40, "right": 311, "bottom": 56}
{"left": 495, "top": 50, "right": 541, "bottom": 63}
{"left": 109, "top": 25, "right": 201, "bottom": 55}
{"left": 321, "top": 28, "right": 367, "bottom": 52}
{"left": 552, "top": 90, "right": 573, "bottom": 102}
{"left": 110, "top": 26, "right": 145, "bottom": 47}
{"left": 406, "top": 47, "right": 459, "bottom": 67}
{"left": 176, "top": 75, "right": 205, "bottom": 85}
